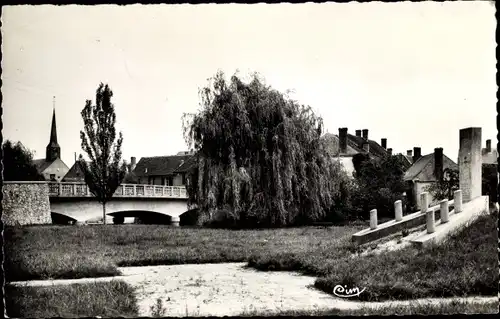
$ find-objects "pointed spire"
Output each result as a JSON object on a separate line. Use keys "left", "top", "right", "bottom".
{"left": 46, "top": 96, "right": 61, "bottom": 161}
{"left": 50, "top": 97, "right": 58, "bottom": 144}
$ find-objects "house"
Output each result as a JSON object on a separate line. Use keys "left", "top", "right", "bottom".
{"left": 63, "top": 156, "right": 138, "bottom": 183}
{"left": 482, "top": 139, "right": 498, "bottom": 164}
{"left": 33, "top": 108, "right": 70, "bottom": 182}
{"left": 62, "top": 159, "right": 87, "bottom": 182}
{"left": 132, "top": 151, "right": 196, "bottom": 186}
{"left": 404, "top": 147, "right": 458, "bottom": 208}
{"left": 394, "top": 149, "right": 415, "bottom": 171}
{"left": 322, "top": 128, "right": 390, "bottom": 176}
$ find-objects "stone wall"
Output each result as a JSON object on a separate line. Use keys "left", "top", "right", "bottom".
{"left": 2, "top": 182, "right": 52, "bottom": 226}
{"left": 458, "top": 127, "right": 482, "bottom": 202}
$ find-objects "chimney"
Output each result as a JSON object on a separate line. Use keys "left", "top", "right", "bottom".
{"left": 362, "top": 129, "right": 368, "bottom": 140}
{"left": 407, "top": 150, "right": 413, "bottom": 157}
{"left": 413, "top": 147, "right": 422, "bottom": 162}
{"left": 381, "top": 138, "right": 387, "bottom": 149}
{"left": 355, "top": 130, "right": 361, "bottom": 137}
{"left": 339, "top": 128, "right": 348, "bottom": 154}
{"left": 74, "top": 152, "right": 77, "bottom": 163}
{"left": 131, "top": 157, "right": 137, "bottom": 171}
{"left": 362, "top": 142, "right": 370, "bottom": 153}
{"left": 387, "top": 148, "right": 393, "bottom": 156}
{"left": 486, "top": 139, "right": 491, "bottom": 152}
{"left": 434, "top": 148, "right": 444, "bottom": 181}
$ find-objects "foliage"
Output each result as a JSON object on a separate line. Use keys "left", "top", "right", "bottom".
{"left": 482, "top": 164, "right": 498, "bottom": 203}
{"left": 424, "top": 168, "right": 459, "bottom": 201}
{"left": 182, "top": 71, "right": 349, "bottom": 227}
{"left": 2, "top": 140, "right": 45, "bottom": 181}
{"left": 150, "top": 298, "right": 167, "bottom": 317}
{"left": 350, "top": 155, "right": 407, "bottom": 219}
{"left": 6, "top": 281, "right": 138, "bottom": 318}
{"left": 79, "top": 83, "right": 127, "bottom": 224}
{"left": 122, "top": 172, "right": 139, "bottom": 184}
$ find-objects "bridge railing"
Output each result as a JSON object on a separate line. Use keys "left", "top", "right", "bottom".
{"left": 48, "top": 182, "right": 188, "bottom": 199}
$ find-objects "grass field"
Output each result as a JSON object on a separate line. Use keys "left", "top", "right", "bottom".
{"left": 5, "top": 280, "right": 138, "bottom": 318}
{"left": 4, "top": 223, "right": 362, "bottom": 282}
{"left": 249, "top": 211, "right": 499, "bottom": 301}
{"left": 241, "top": 299, "right": 499, "bottom": 316}
{"left": 5, "top": 211, "right": 497, "bottom": 306}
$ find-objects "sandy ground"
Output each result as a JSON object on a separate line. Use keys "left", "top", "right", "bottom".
{"left": 9, "top": 263, "right": 497, "bottom": 317}
{"left": 118, "top": 263, "right": 356, "bottom": 316}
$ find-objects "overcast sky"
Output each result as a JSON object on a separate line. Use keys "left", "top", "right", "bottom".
{"left": 1, "top": 2, "right": 496, "bottom": 167}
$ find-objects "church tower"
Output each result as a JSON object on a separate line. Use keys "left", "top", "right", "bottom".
{"left": 45, "top": 96, "right": 61, "bottom": 162}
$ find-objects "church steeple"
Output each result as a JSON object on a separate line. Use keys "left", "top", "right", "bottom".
{"left": 46, "top": 96, "right": 61, "bottom": 162}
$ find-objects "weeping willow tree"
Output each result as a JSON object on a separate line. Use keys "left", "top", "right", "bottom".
{"left": 182, "top": 71, "right": 349, "bottom": 227}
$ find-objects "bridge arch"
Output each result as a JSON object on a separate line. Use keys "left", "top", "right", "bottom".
{"left": 108, "top": 210, "right": 173, "bottom": 224}
{"left": 49, "top": 199, "right": 197, "bottom": 225}
{"left": 51, "top": 212, "right": 77, "bottom": 225}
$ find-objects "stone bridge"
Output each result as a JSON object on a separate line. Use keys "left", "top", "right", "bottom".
{"left": 48, "top": 182, "right": 196, "bottom": 225}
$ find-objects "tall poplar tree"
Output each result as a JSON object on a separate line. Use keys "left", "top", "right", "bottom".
{"left": 183, "top": 71, "right": 349, "bottom": 227}
{"left": 79, "top": 83, "right": 126, "bottom": 224}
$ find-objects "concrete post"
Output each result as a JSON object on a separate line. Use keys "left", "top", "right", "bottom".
{"left": 370, "top": 209, "right": 377, "bottom": 230}
{"left": 420, "top": 192, "right": 429, "bottom": 214}
{"left": 454, "top": 190, "right": 462, "bottom": 213}
{"left": 458, "top": 127, "right": 482, "bottom": 202}
{"left": 426, "top": 208, "right": 436, "bottom": 234}
{"left": 59, "top": 183, "right": 63, "bottom": 196}
{"left": 440, "top": 199, "right": 449, "bottom": 223}
{"left": 394, "top": 200, "right": 403, "bottom": 221}
{"left": 171, "top": 216, "right": 180, "bottom": 227}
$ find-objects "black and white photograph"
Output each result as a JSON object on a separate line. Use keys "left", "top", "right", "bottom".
{"left": 1, "top": 2, "right": 498, "bottom": 317}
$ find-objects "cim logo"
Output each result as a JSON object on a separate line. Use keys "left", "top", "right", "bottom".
{"left": 332, "top": 285, "right": 366, "bottom": 298}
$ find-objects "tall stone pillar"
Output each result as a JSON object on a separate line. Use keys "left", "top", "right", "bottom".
{"left": 458, "top": 127, "right": 482, "bottom": 202}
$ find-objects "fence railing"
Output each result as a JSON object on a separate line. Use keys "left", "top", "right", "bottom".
{"left": 48, "top": 182, "right": 188, "bottom": 199}
{"left": 368, "top": 190, "right": 463, "bottom": 234}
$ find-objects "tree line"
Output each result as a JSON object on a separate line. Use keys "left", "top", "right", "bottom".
{"left": 4, "top": 70, "right": 498, "bottom": 227}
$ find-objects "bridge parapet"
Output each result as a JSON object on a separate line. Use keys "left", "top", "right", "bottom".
{"left": 48, "top": 182, "right": 188, "bottom": 199}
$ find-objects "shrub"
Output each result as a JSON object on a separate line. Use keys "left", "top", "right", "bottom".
{"left": 425, "top": 168, "right": 459, "bottom": 201}
{"left": 482, "top": 164, "right": 498, "bottom": 204}
{"left": 347, "top": 155, "right": 407, "bottom": 220}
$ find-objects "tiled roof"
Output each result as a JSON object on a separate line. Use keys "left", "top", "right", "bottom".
{"left": 393, "top": 154, "right": 413, "bottom": 170}
{"left": 174, "top": 155, "right": 197, "bottom": 173}
{"left": 404, "top": 153, "right": 458, "bottom": 182}
{"left": 62, "top": 161, "right": 89, "bottom": 181}
{"left": 133, "top": 155, "right": 194, "bottom": 177}
{"left": 321, "top": 133, "right": 388, "bottom": 159}
{"left": 346, "top": 134, "right": 388, "bottom": 159}
{"left": 33, "top": 158, "right": 53, "bottom": 173}
{"left": 322, "top": 133, "right": 361, "bottom": 156}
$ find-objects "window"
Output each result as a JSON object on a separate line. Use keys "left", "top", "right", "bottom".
{"left": 50, "top": 174, "right": 56, "bottom": 181}
{"left": 164, "top": 177, "right": 172, "bottom": 186}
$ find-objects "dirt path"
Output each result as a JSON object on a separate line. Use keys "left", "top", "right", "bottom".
{"left": 9, "top": 263, "right": 497, "bottom": 317}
